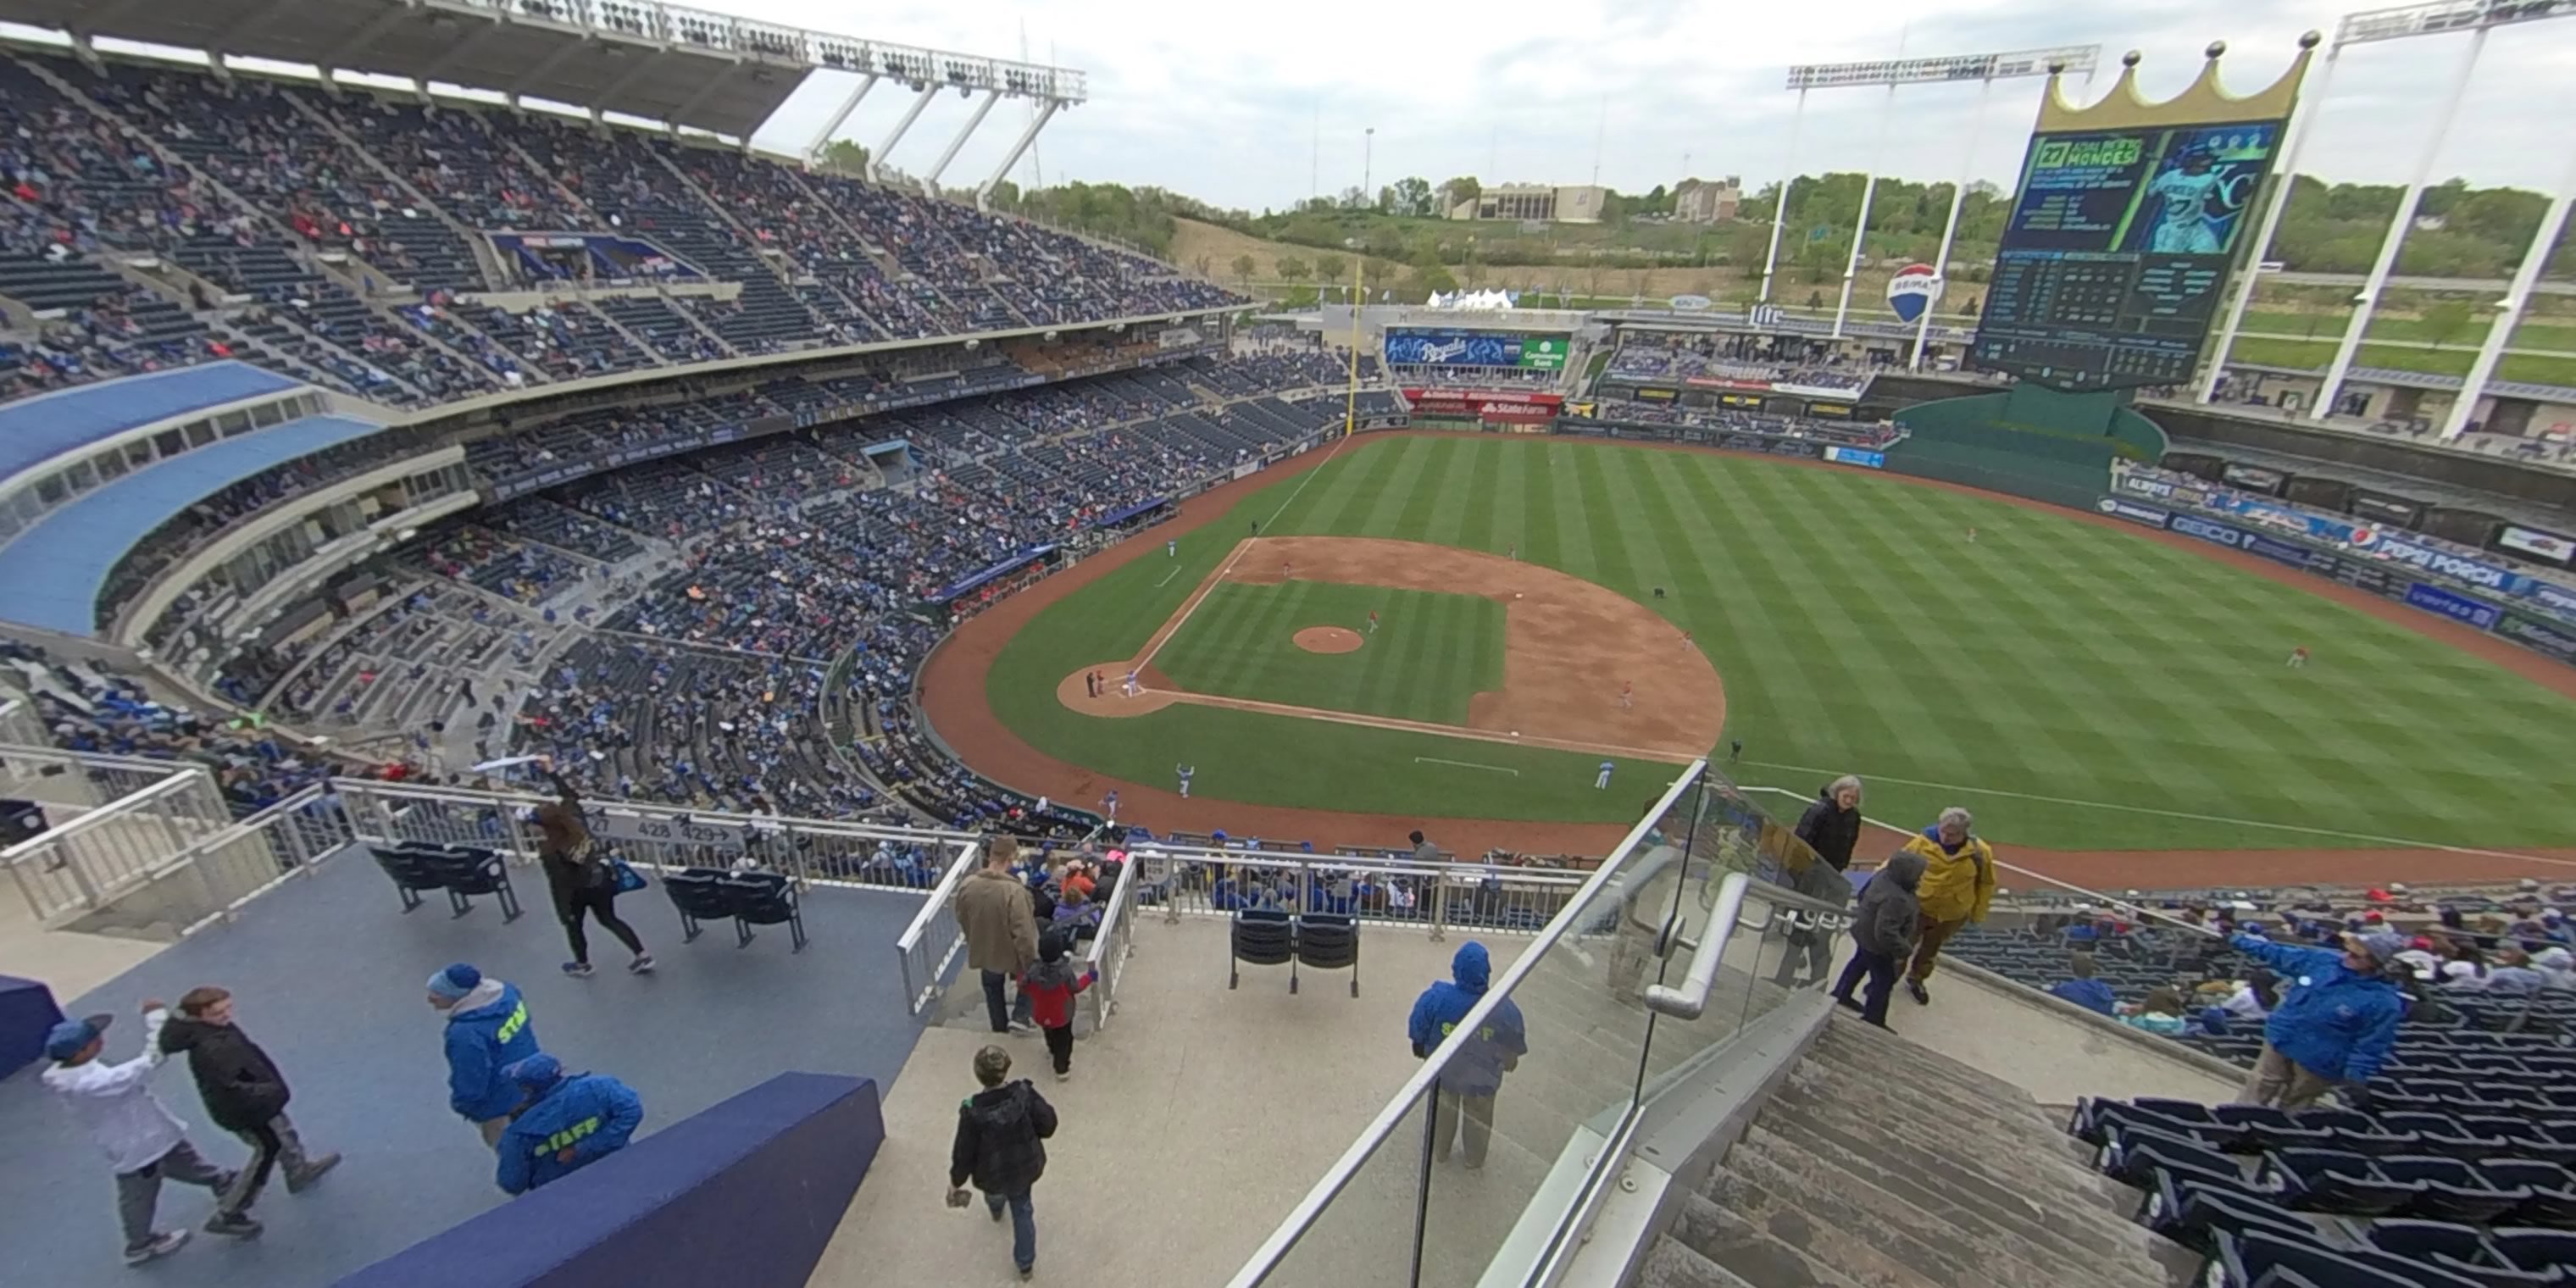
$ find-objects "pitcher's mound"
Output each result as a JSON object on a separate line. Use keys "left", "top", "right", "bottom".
{"left": 1295, "top": 626, "right": 1364, "bottom": 654}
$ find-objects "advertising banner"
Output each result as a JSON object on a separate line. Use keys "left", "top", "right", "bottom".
{"left": 1384, "top": 330, "right": 1569, "bottom": 369}
{"left": 2500, "top": 525, "right": 2576, "bottom": 565}
{"left": 1805, "top": 402, "right": 1857, "bottom": 419}
{"left": 2497, "top": 613, "right": 2576, "bottom": 665}
{"left": 1402, "top": 389, "right": 1562, "bottom": 423}
{"left": 1822, "top": 446, "right": 1885, "bottom": 469}
{"left": 2347, "top": 529, "right": 2521, "bottom": 593}
{"left": 2240, "top": 532, "right": 2312, "bottom": 569}
{"left": 2404, "top": 582, "right": 2504, "bottom": 631}
{"left": 1635, "top": 386, "right": 1679, "bottom": 401}
{"left": 2168, "top": 514, "right": 2247, "bottom": 550}
{"left": 2095, "top": 497, "right": 2171, "bottom": 527}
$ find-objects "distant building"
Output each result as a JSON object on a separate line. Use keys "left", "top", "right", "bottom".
{"left": 1672, "top": 177, "right": 1741, "bottom": 224}
{"left": 1450, "top": 183, "right": 1608, "bottom": 224}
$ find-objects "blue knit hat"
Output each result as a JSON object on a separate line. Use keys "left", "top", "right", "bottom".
{"left": 426, "top": 963, "right": 481, "bottom": 1002}
{"left": 502, "top": 1052, "right": 563, "bottom": 1088}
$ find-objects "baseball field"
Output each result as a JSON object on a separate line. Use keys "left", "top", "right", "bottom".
{"left": 930, "top": 432, "right": 2576, "bottom": 867}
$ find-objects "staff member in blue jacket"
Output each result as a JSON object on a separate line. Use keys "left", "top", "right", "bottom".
{"left": 425, "top": 963, "right": 541, "bottom": 1148}
{"left": 494, "top": 1054, "right": 643, "bottom": 1195}
{"left": 2227, "top": 927, "right": 2407, "bottom": 1110}
{"left": 1407, "top": 941, "right": 1528, "bottom": 1169}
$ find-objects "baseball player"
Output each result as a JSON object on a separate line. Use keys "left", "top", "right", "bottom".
{"left": 1618, "top": 680, "right": 1633, "bottom": 710}
{"left": 1729, "top": 739, "right": 1743, "bottom": 763}
{"left": 1102, "top": 790, "right": 1119, "bottom": 823}
{"left": 1367, "top": 610, "right": 1379, "bottom": 636}
{"left": 1176, "top": 764, "right": 1194, "bottom": 798}
{"left": 1281, "top": 559, "right": 1294, "bottom": 580}
{"left": 2287, "top": 646, "right": 2310, "bottom": 669}
{"left": 1167, "top": 538, "right": 1177, "bottom": 558}
{"left": 1507, "top": 541, "right": 1518, "bottom": 561}
{"left": 1123, "top": 669, "right": 1140, "bottom": 698}
{"left": 1595, "top": 760, "right": 1615, "bottom": 791}
{"left": 1968, "top": 526, "right": 1979, "bottom": 543}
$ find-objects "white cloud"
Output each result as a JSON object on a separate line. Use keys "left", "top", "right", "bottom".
{"left": 726, "top": 0, "right": 2576, "bottom": 209}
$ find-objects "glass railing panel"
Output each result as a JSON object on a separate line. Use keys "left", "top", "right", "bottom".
{"left": 1246, "top": 1087, "right": 1436, "bottom": 1288}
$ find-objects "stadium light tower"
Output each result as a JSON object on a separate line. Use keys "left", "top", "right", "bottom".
{"left": 1763, "top": 46, "right": 2100, "bottom": 343}
{"left": 2199, "top": 1, "right": 2576, "bottom": 423}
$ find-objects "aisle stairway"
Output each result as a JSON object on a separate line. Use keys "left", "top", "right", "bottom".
{"left": 1636, "top": 1016, "right": 2192, "bottom": 1288}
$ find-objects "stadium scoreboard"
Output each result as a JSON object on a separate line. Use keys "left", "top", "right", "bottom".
{"left": 1970, "top": 119, "right": 2279, "bottom": 391}
{"left": 1384, "top": 330, "right": 1569, "bottom": 370}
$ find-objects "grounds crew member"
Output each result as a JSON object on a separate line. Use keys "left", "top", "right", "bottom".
{"left": 427, "top": 962, "right": 542, "bottom": 1147}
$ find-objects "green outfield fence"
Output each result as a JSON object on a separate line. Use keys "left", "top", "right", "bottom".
{"left": 1884, "top": 384, "right": 2170, "bottom": 511}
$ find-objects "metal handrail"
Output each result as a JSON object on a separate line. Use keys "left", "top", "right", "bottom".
{"left": 1643, "top": 871, "right": 1752, "bottom": 1019}
{"left": 1221, "top": 759, "right": 1707, "bottom": 1288}
{"left": 1740, "top": 786, "right": 2229, "bottom": 941}
{"left": 0, "top": 771, "right": 205, "bottom": 864}
{"left": 895, "top": 839, "right": 985, "bottom": 955}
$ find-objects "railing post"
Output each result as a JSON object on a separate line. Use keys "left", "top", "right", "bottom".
{"left": 1430, "top": 874, "right": 1448, "bottom": 943}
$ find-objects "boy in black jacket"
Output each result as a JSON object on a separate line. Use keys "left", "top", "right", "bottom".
{"left": 947, "top": 1045, "right": 1058, "bottom": 1280}
{"left": 160, "top": 987, "right": 341, "bottom": 1220}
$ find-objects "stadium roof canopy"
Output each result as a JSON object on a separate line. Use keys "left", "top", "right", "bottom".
{"left": 0, "top": 362, "right": 300, "bottom": 480}
{"left": 11, "top": 0, "right": 1084, "bottom": 141}
{"left": 0, "top": 414, "right": 382, "bottom": 636}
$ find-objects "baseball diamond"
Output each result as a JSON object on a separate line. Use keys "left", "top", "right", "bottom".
{"left": 926, "top": 431, "right": 2576, "bottom": 867}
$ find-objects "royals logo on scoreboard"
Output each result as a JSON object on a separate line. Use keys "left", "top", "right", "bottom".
{"left": 1885, "top": 264, "right": 1943, "bottom": 324}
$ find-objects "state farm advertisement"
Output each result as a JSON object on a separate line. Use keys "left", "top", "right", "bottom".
{"left": 1402, "top": 388, "right": 1563, "bottom": 424}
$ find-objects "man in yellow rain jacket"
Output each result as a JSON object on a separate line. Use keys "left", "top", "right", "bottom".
{"left": 1899, "top": 807, "right": 1996, "bottom": 1005}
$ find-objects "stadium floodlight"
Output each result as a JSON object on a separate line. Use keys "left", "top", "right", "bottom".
{"left": 2335, "top": 0, "right": 2573, "bottom": 47}
{"left": 2205, "top": 0, "right": 2576, "bottom": 430}
{"left": 1783, "top": 45, "right": 2101, "bottom": 90}
{"left": 1759, "top": 45, "right": 2100, "bottom": 352}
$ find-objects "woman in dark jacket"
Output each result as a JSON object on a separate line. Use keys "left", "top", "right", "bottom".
{"left": 1794, "top": 776, "right": 1865, "bottom": 872}
{"left": 534, "top": 759, "right": 652, "bottom": 978}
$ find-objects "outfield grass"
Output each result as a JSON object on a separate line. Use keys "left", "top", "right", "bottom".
{"left": 2246, "top": 309, "right": 2576, "bottom": 354}
{"left": 985, "top": 436, "right": 2576, "bottom": 850}
{"left": 1154, "top": 581, "right": 1504, "bottom": 724}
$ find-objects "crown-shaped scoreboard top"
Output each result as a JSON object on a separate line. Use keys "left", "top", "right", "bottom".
{"left": 2035, "top": 32, "right": 2322, "bottom": 131}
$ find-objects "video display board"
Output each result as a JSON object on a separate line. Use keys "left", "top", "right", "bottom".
{"left": 1971, "top": 120, "right": 2280, "bottom": 391}
{"left": 1383, "top": 330, "right": 1570, "bottom": 370}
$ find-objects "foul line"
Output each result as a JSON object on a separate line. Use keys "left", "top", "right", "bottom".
{"left": 1139, "top": 430, "right": 1358, "bottom": 672}
{"left": 1415, "top": 757, "right": 1520, "bottom": 775}
{"left": 1154, "top": 565, "right": 1182, "bottom": 588}
{"left": 1147, "top": 686, "right": 1699, "bottom": 764}
{"left": 1735, "top": 759, "right": 2576, "bottom": 869}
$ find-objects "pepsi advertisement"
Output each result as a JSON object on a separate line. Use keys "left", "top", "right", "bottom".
{"left": 1971, "top": 119, "right": 2281, "bottom": 392}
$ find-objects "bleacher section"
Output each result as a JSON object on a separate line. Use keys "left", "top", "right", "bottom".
{"left": 0, "top": 46, "right": 1241, "bottom": 408}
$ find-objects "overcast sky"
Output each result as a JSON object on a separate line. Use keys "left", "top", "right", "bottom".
{"left": 728, "top": 0, "right": 2576, "bottom": 210}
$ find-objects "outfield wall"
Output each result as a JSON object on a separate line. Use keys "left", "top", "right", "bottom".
{"left": 2097, "top": 476, "right": 2576, "bottom": 671}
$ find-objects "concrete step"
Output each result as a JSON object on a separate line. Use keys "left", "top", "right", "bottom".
{"left": 1766, "top": 1075, "right": 2146, "bottom": 1224}
{"left": 1632, "top": 1237, "right": 1760, "bottom": 1288}
{"left": 1808, "top": 1016, "right": 2065, "bottom": 1123}
{"left": 1668, "top": 1191, "right": 1873, "bottom": 1288}
{"left": 1730, "top": 1120, "right": 2162, "bottom": 1288}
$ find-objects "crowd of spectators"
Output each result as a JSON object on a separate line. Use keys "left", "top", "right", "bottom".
{"left": 1602, "top": 331, "right": 1872, "bottom": 393}
{"left": 3, "top": 639, "right": 334, "bottom": 816}
{"left": 1570, "top": 399, "right": 1902, "bottom": 447}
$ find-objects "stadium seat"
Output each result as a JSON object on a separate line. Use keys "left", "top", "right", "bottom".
{"left": 721, "top": 871, "right": 807, "bottom": 953}
{"left": 375, "top": 842, "right": 523, "bottom": 921}
{"left": 2363, "top": 1220, "right": 2562, "bottom": 1286}
{"left": 661, "top": 868, "right": 734, "bottom": 944}
{"left": 1229, "top": 909, "right": 1293, "bottom": 990}
{"left": 2208, "top": 1228, "right": 2487, "bottom": 1288}
{"left": 2260, "top": 1149, "right": 2421, "bottom": 1217}
{"left": 1292, "top": 913, "right": 1359, "bottom": 997}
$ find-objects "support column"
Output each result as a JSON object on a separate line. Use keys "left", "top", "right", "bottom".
{"left": 2313, "top": 28, "right": 2487, "bottom": 421}
{"left": 977, "top": 100, "right": 1060, "bottom": 208}
{"left": 804, "top": 74, "right": 878, "bottom": 161}
{"left": 923, "top": 90, "right": 1001, "bottom": 192}
{"left": 1756, "top": 88, "right": 1808, "bottom": 305}
{"left": 2201, "top": 37, "right": 2335, "bottom": 403}
{"left": 2441, "top": 151, "right": 2576, "bottom": 440}
{"left": 1913, "top": 77, "right": 1993, "bottom": 371}
{"left": 869, "top": 86, "right": 939, "bottom": 183}
{"left": 1831, "top": 81, "right": 1901, "bottom": 339}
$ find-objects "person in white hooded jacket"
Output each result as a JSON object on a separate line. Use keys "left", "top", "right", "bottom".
{"left": 42, "top": 1002, "right": 258, "bottom": 1267}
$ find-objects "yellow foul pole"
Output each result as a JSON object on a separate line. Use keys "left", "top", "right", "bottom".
{"left": 1341, "top": 254, "right": 1364, "bottom": 438}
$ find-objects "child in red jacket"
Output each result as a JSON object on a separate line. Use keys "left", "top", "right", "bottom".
{"left": 1019, "top": 938, "right": 1096, "bottom": 1081}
